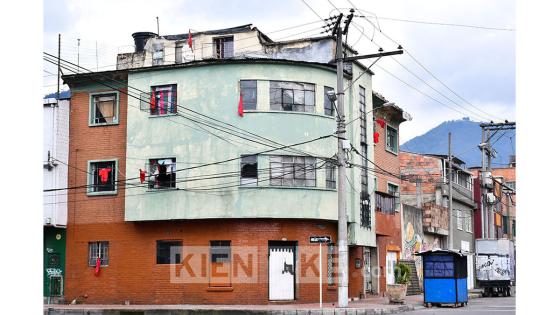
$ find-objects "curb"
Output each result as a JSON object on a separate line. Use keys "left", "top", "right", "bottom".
{"left": 45, "top": 304, "right": 423, "bottom": 315}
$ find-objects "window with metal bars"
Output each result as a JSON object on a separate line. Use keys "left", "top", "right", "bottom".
{"left": 327, "top": 243, "right": 336, "bottom": 286}
{"left": 270, "top": 81, "right": 315, "bottom": 112}
{"left": 269, "top": 155, "right": 317, "bottom": 187}
{"left": 359, "top": 86, "right": 371, "bottom": 228}
{"left": 88, "top": 241, "right": 109, "bottom": 266}
{"left": 214, "top": 36, "right": 234, "bottom": 58}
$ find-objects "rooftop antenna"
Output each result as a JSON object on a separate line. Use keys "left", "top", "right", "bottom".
{"left": 156, "top": 16, "right": 160, "bottom": 35}
{"left": 77, "top": 38, "right": 81, "bottom": 73}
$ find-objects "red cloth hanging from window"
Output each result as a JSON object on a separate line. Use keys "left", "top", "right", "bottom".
{"left": 98, "top": 168, "right": 112, "bottom": 183}
{"left": 139, "top": 169, "right": 146, "bottom": 183}
{"left": 188, "top": 29, "right": 193, "bottom": 52}
{"left": 238, "top": 91, "right": 244, "bottom": 117}
{"left": 374, "top": 132, "right": 380, "bottom": 144}
{"left": 150, "top": 91, "right": 156, "bottom": 112}
{"left": 94, "top": 257, "right": 101, "bottom": 276}
{"left": 375, "top": 118, "right": 386, "bottom": 128}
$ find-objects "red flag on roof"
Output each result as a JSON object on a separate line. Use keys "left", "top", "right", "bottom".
{"left": 188, "top": 29, "right": 193, "bottom": 52}
{"left": 238, "top": 91, "right": 244, "bottom": 117}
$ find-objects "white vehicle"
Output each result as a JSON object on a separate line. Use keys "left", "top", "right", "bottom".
{"left": 475, "top": 239, "right": 515, "bottom": 297}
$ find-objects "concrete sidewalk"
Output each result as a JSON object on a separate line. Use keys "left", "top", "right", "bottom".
{"left": 44, "top": 295, "right": 424, "bottom": 315}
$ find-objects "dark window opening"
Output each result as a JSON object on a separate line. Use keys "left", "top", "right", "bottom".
{"left": 89, "top": 161, "right": 116, "bottom": 193}
{"left": 148, "top": 158, "right": 177, "bottom": 189}
{"left": 240, "top": 155, "right": 258, "bottom": 186}
{"left": 156, "top": 240, "right": 182, "bottom": 264}
{"left": 214, "top": 36, "right": 234, "bottom": 58}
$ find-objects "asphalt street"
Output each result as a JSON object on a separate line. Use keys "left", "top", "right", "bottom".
{"left": 395, "top": 297, "right": 515, "bottom": 315}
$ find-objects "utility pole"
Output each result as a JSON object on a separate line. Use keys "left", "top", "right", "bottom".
{"left": 57, "top": 34, "right": 61, "bottom": 102}
{"left": 479, "top": 121, "right": 516, "bottom": 239}
{"left": 324, "top": 9, "right": 403, "bottom": 307}
{"left": 448, "top": 132, "right": 453, "bottom": 250}
{"left": 334, "top": 12, "right": 349, "bottom": 308}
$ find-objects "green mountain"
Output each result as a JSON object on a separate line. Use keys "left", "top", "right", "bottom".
{"left": 401, "top": 117, "right": 516, "bottom": 167}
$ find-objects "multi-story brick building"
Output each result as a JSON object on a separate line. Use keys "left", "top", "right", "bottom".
{"left": 61, "top": 24, "right": 382, "bottom": 304}
{"left": 469, "top": 156, "right": 516, "bottom": 240}
{"left": 399, "top": 151, "right": 476, "bottom": 289}
{"left": 370, "top": 92, "right": 411, "bottom": 295}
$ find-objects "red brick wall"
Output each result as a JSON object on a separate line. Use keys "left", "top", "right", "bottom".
{"left": 399, "top": 151, "right": 443, "bottom": 197}
{"left": 348, "top": 246, "right": 365, "bottom": 299}
{"left": 373, "top": 114, "right": 404, "bottom": 294}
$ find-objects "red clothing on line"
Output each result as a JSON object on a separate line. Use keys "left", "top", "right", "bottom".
{"left": 98, "top": 168, "right": 112, "bottom": 183}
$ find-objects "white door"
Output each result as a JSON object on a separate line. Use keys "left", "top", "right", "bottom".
{"left": 269, "top": 244, "right": 295, "bottom": 300}
{"left": 386, "top": 251, "right": 398, "bottom": 285}
{"left": 461, "top": 241, "right": 474, "bottom": 289}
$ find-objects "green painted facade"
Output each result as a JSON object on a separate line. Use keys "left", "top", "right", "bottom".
{"left": 114, "top": 60, "right": 376, "bottom": 246}
{"left": 43, "top": 226, "right": 66, "bottom": 298}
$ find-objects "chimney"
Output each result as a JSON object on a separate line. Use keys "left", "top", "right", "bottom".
{"left": 132, "top": 32, "right": 158, "bottom": 52}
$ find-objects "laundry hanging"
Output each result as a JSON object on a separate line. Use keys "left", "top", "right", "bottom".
{"left": 98, "top": 168, "right": 112, "bottom": 183}
{"left": 238, "top": 91, "right": 244, "bottom": 117}
{"left": 188, "top": 29, "right": 193, "bottom": 52}
{"left": 150, "top": 91, "right": 156, "bottom": 112}
{"left": 139, "top": 169, "right": 146, "bottom": 183}
{"left": 94, "top": 257, "right": 101, "bottom": 276}
{"left": 374, "top": 132, "right": 380, "bottom": 144}
{"left": 375, "top": 118, "right": 386, "bottom": 128}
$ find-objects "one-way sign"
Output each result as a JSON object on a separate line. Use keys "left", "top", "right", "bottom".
{"left": 310, "top": 236, "right": 331, "bottom": 243}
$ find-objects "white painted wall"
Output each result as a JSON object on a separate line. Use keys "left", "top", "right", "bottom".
{"left": 43, "top": 98, "right": 69, "bottom": 227}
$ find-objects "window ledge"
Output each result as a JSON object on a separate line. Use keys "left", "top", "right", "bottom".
{"left": 206, "top": 286, "right": 233, "bottom": 292}
{"left": 239, "top": 185, "right": 336, "bottom": 192}
{"left": 87, "top": 191, "right": 118, "bottom": 197}
{"left": 89, "top": 122, "right": 119, "bottom": 127}
{"left": 385, "top": 147, "right": 399, "bottom": 156}
{"left": 243, "top": 110, "right": 335, "bottom": 120}
{"left": 148, "top": 113, "right": 179, "bottom": 118}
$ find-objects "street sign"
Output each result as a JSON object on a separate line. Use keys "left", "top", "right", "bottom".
{"left": 310, "top": 236, "right": 331, "bottom": 243}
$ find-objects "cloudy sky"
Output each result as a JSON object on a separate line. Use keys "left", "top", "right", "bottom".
{"left": 43, "top": 0, "right": 515, "bottom": 142}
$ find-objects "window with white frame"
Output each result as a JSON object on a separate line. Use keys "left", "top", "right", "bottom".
{"left": 240, "top": 155, "right": 258, "bottom": 186}
{"left": 88, "top": 241, "right": 109, "bottom": 266}
{"left": 270, "top": 81, "right": 315, "bottom": 112}
{"left": 386, "top": 125, "right": 398, "bottom": 154}
{"left": 88, "top": 160, "right": 117, "bottom": 194}
{"left": 148, "top": 158, "right": 177, "bottom": 189}
{"left": 465, "top": 210, "right": 472, "bottom": 232}
{"left": 457, "top": 209, "right": 463, "bottom": 230}
{"left": 90, "top": 93, "right": 118, "bottom": 125}
{"left": 150, "top": 85, "right": 177, "bottom": 115}
{"left": 269, "top": 155, "right": 316, "bottom": 187}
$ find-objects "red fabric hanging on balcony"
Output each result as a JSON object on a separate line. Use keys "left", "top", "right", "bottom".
{"left": 374, "top": 131, "right": 380, "bottom": 144}
{"left": 94, "top": 257, "right": 101, "bottom": 276}
{"left": 375, "top": 118, "right": 386, "bottom": 128}
{"left": 139, "top": 169, "right": 146, "bottom": 183}
{"left": 98, "top": 168, "right": 112, "bottom": 183}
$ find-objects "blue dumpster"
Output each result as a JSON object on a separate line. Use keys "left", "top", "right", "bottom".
{"left": 415, "top": 249, "right": 468, "bottom": 307}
